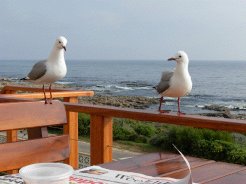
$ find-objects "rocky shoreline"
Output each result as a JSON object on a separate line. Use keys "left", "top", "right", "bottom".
{"left": 79, "top": 95, "right": 246, "bottom": 120}
{"left": 1, "top": 79, "right": 245, "bottom": 120}
{"left": 79, "top": 95, "right": 159, "bottom": 109}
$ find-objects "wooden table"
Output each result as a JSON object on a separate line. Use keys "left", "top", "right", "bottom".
{"left": 100, "top": 152, "right": 246, "bottom": 184}
{"left": 1, "top": 152, "right": 245, "bottom": 184}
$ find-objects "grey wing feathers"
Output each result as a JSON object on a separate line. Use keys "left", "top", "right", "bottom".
{"left": 27, "top": 60, "right": 47, "bottom": 80}
{"left": 154, "top": 71, "right": 173, "bottom": 94}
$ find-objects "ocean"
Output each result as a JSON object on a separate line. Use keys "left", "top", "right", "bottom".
{"left": 0, "top": 60, "right": 245, "bottom": 114}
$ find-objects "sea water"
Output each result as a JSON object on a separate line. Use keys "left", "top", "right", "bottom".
{"left": 0, "top": 60, "right": 245, "bottom": 114}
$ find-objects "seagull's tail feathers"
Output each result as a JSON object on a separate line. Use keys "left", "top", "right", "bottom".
{"left": 153, "top": 86, "right": 160, "bottom": 94}
{"left": 20, "top": 76, "right": 30, "bottom": 81}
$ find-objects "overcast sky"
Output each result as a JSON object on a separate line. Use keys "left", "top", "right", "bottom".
{"left": 0, "top": 0, "right": 246, "bottom": 60}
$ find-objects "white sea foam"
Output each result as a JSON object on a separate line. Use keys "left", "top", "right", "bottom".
{"left": 55, "top": 81, "right": 75, "bottom": 85}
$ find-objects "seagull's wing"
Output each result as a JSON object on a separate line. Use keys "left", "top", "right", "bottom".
{"left": 154, "top": 71, "right": 173, "bottom": 94}
{"left": 27, "top": 60, "right": 47, "bottom": 80}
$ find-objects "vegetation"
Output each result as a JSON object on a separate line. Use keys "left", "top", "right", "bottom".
{"left": 78, "top": 113, "right": 246, "bottom": 165}
{"left": 78, "top": 113, "right": 90, "bottom": 136}
{"left": 149, "top": 126, "right": 246, "bottom": 165}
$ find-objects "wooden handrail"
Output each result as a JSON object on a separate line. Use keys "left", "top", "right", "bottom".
{"left": 64, "top": 102, "right": 246, "bottom": 165}
{"left": 1, "top": 91, "right": 94, "bottom": 98}
{"left": 64, "top": 103, "right": 246, "bottom": 133}
{"left": 1, "top": 85, "right": 94, "bottom": 98}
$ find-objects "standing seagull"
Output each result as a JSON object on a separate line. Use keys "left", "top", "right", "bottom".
{"left": 154, "top": 51, "right": 192, "bottom": 114}
{"left": 22, "top": 36, "right": 67, "bottom": 104}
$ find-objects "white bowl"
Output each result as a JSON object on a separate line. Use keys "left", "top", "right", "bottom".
{"left": 19, "top": 163, "right": 73, "bottom": 184}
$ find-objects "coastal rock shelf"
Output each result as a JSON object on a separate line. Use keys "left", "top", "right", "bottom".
{"left": 1, "top": 80, "right": 245, "bottom": 120}
{"left": 79, "top": 95, "right": 159, "bottom": 109}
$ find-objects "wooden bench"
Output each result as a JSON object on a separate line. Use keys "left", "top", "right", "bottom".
{"left": 0, "top": 85, "right": 94, "bottom": 169}
{"left": 0, "top": 100, "right": 71, "bottom": 173}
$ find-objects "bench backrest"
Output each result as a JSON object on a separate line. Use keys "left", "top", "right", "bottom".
{"left": 0, "top": 100, "right": 69, "bottom": 172}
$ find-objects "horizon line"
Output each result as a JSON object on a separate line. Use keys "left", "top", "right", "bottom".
{"left": 0, "top": 59, "right": 246, "bottom": 62}
{"left": 0, "top": 58, "right": 245, "bottom": 62}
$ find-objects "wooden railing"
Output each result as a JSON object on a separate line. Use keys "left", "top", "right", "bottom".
{"left": 0, "top": 85, "right": 94, "bottom": 169}
{"left": 64, "top": 103, "right": 246, "bottom": 166}
{"left": 1, "top": 85, "right": 94, "bottom": 99}
{"left": 1, "top": 85, "right": 246, "bottom": 169}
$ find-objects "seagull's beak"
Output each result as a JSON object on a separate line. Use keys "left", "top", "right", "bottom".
{"left": 168, "top": 57, "right": 176, "bottom": 61}
{"left": 63, "top": 46, "right": 66, "bottom": 51}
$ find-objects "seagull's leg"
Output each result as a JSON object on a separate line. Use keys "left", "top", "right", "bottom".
{"left": 43, "top": 84, "right": 48, "bottom": 104}
{"left": 159, "top": 96, "right": 170, "bottom": 113}
{"left": 49, "top": 84, "right": 53, "bottom": 104}
{"left": 158, "top": 96, "right": 163, "bottom": 111}
{"left": 177, "top": 97, "right": 185, "bottom": 115}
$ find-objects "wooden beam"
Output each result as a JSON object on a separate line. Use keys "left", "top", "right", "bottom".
{"left": 0, "top": 100, "right": 67, "bottom": 131}
{"left": 1, "top": 91, "right": 94, "bottom": 99}
{"left": 90, "top": 115, "right": 113, "bottom": 165}
{"left": 2, "top": 90, "right": 18, "bottom": 144}
{"left": 63, "top": 97, "right": 79, "bottom": 169}
{"left": 0, "top": 135, "right": 69, "bottom": 172}
{"left": 64, "top": 103, "right": 246, "bottom": 133}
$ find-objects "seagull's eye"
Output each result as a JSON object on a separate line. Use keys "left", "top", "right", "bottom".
{"left": 179, "top": 55, "right": 182, "bottom": 58}
{"left": 59, "top": 41, "right": 61, "bottom": 44}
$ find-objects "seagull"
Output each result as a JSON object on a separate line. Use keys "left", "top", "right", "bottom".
{"left": 22, "top": 36, "right": 67, "bottom": 104}
{"left": 154, "top": 51, "right": 192, "bottom": 114}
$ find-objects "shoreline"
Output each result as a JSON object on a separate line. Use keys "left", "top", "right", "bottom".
{"left": 78, "top": 95, "right": 246, "bottom": 120}
{"left": 1, "top": 79, "right": 245, "bottom": 120}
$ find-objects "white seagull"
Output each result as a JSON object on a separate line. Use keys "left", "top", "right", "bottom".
{"left": 22, "top": 36, "right": 67, "bottom": 104}
{"left": 154, "top": 51, "right": 192, "bottom": 114}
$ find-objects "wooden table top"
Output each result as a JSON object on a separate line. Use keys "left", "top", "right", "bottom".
{"left": 100, "top": 152, "right": 246, "bottom": 184}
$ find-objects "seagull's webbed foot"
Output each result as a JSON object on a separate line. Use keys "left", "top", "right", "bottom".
{"left": 43, "top": 84, "right": 48, "bottom": 104}
{"left": 177, "top": 111, "right": 185, "bottom": 115}
{"left": 158, "top": 96, "right": 170, "bottom": 113}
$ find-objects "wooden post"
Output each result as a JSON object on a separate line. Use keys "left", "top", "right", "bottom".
{"left": 63, "top": 97, "right": 79, "bottom": 169}
{"left": 90, "top": 115, "right": 113, "bottom": 165}
{"left": 3, "top": 90, "right": 18, "bottom": 174}
{"left": 4, "top": 90, "right": 18, "bottom": 143}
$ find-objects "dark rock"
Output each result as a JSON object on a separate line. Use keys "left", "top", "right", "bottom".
{"left": 199, "top": 112, "right": 234, "bottom": 119}
{"left": 234, "top": 114, "right": 246, "bottom": 120}
{"left": 200, "top": 104, "right": 234, "bottom": 119}
{"left": 203, "top": 104, "right": 229, "bottom": 112}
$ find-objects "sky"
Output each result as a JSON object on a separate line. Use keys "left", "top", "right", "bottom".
{"left": 0, "top": 0, "right": 246, "bottom": 60}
